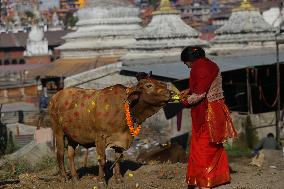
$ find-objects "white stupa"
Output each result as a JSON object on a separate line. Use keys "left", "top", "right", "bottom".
{"left": 122, "top": 0, "right": 207, "bottom": 60}
{"left": 49, "top": 12, "right": 62, "bottom": 31}
{"left": 24, "top": 24, "right": 49, "bottom": 56}
{"left": 211, "top": 0, "right": 279, "bottom": 51}
{"left": 57, "top": 0, "right": 142, "bottom": 59}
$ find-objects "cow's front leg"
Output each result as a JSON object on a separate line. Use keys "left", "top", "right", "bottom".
{"left": 67, "top": 141, "right": 79, "bottom": 180}
{"left": 113, "top": 152, "right": 124, "bottom": 184}
{"left": 96, "top": 139, "right": 106, "bottom": 187}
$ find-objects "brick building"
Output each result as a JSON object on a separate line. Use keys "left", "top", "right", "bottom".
{"left": 0, "top": 28, "right": 70, "bottom": 103}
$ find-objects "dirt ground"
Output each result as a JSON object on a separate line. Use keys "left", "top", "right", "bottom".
{"left": 1, "top": 155, "right": 284, "bottom": 189}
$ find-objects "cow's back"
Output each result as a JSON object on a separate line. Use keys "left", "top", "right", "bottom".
{"left": 49, "top": 88, "right": 96, "bottom": 120}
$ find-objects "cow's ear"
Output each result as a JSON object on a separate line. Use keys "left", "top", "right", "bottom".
{"left": 127, "top": 88, "right": 141, "bottom": 103}
{"left": 136, "top": 72, "right": 149, "bottom": 81}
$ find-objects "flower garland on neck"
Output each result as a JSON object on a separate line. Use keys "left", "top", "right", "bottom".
{"left": 124, "top": 102, "right": 142, "bottom": 137}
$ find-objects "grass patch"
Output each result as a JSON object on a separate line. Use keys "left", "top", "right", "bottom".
{"left": 0, "top": 156, "right": 57, "bottom": 180}
{"left": 225, "top": 143, "right": 251, "bottom": 157}
{"left": 34, "top": 156, "right": 57, "bottom": 172}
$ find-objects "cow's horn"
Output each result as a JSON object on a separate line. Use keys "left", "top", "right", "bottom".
{"left": 136, "top": 72, "right": 148, "bottom": 81}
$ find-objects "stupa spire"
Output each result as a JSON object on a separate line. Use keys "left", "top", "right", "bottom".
{"left": 153, "top": 0, "right": 179, "bottom": 15}
{"left": 233, "top": 0, "right": 258, "bottom": 12}
{"left": 78, "top": 0, "right": 86, "bottom": 8}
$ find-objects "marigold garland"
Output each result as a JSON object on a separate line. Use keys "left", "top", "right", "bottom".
{"left": 124, "top": 103, "right": 142, "bottom": 137}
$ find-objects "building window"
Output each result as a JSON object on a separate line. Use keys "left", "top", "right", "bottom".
{"left": 12, "top": 59, "right": 18, "bottom": 64}
{"left": 19, "top": 59, "right": 25, "bottom": 64}
{"left": 4, "top": 59, "right": 10, "bottom": 65}
{"left": 0, "top": 60, "right": 2, "bottom": 65}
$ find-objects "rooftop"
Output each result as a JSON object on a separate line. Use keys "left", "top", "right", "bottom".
{"left": 121, "top": 49, "right": 284, "bottom": 80}
{"left": 215, "top": 10, "right": 274, "bottom": 35}
{"left": 0, "top": 30, "right": 72, "bottom": 49}
{"left": 135, "top": 0, "right": 200, "bottom": 40}
{"left": 29, "top": 56, "right": 119, "bottom": 77}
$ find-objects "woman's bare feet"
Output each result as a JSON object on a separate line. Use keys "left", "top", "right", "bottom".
{"left": 188, "top": 186, "right": 211, "bottom": 189}
{"left": 187, "top": 185, "right": 197, "bottom": 189}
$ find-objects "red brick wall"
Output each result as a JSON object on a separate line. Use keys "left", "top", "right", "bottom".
{"left": 0, "top": 50, "right": 24, "bottom": 60}
{"left": 7, "top": 88, "right": 22, "bottom": 98}
{"left": 0, "top": 85, "right": 38, "bottom": 102}
{"left": 0, "top": 52, "right": 5, "bottom": 59}
{"left": 25, "top": 55, "right": 51, "bottom": 64}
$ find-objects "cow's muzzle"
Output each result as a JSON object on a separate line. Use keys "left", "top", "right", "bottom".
{"left": 168, "top": 90, "right": 178, "bottom": 102}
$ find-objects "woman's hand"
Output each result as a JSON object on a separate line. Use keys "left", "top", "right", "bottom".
{"left": 187, "top": 93, "right": 206, "bottom": 105}
{"left": 180, "top": 89, "right": 190, "bottom": 100}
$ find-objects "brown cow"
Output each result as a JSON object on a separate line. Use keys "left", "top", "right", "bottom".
{"left": 48, "top": 73, "right": 175, "bottom": 186}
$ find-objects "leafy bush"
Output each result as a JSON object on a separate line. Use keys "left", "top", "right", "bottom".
{"left": 5, "top": 132, "right": 20, "bottom": 154}
{"left": 225, "top": 143, "right": 251, "bottom": 157}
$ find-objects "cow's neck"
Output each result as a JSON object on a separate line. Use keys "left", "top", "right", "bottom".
{"left": 131, "top": 101, "right": 161, "bottom": 124}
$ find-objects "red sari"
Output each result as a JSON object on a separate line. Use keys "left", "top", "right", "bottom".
{"left": 184, "top": 58, "right": 237, "bottom": 188}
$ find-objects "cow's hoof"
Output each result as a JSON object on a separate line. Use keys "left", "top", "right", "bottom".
{"left": 97, "top": 181, "right": 107, "bottom": 189}
{"left": 71, "top": 176, "right": 79, "bottom": 182}
{"left": 115, "top": 177, "right": 124, "bottom": 184}
{"left": 58, "top": 175, "right": 68, "bottom": 182}
{"left": 56, "top": 171, "right": 68, "bottom": 181}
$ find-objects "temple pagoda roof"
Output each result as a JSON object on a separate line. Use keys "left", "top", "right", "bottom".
{"left": 57, "top": 0, "right": 142, "bottom": 58}
{"left": 121, "top": 0, "right": 206, "bottom": 60}
{"left": 85, "top": 0, "right": 133, "bottom": 8}
{"left": 215, "top": 0, "right": 275, "bottom": 35}
{"left": 136, "top": 0, "right": 200, "bottom": 40}
{"left": 211, "top": 0, "right": 279, "bottom": 45}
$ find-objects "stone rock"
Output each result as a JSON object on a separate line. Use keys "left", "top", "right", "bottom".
{"left": 5, "top": 140, "right": 54, "bottom": 165}
{"left": 249, "top": 149, "right": 283, "bottom": 168}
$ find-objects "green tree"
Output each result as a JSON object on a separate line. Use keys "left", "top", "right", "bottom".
{"left": 25, "top": 11, "right": 34, "bottom": 19}
{"left": 64, "top": 12, "right": 78, "bottom": 28}
{"left": 149, "top": 0, "right": 159, "bottom": 8}
{"left": 5, "top": 131, "right": 17, "bottom": 154}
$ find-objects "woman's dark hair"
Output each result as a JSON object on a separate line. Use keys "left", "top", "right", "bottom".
{"left": 267, "top": 133, "right": 274, "bottom": 138}
{"left": 180, "top": 46, "right": 205, "bottom": 62}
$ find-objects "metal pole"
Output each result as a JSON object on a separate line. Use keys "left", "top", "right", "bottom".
{"left": 276, "top": 41, "right": 281, "bottom": 143}
{"left": 246, "top": 68, "right": 252, "bottom": 114}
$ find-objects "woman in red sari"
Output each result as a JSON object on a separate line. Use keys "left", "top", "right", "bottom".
{"left": 180, "top": 46, "right": 237, "bottom": 189}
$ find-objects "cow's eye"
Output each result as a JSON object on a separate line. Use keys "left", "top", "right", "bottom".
{"left": 145, "top": 83, "right": 153, "bottom": 88}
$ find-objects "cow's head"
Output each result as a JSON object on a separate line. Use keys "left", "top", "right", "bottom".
{"left": 128, "top": 72, "right": 175, "bottom": 107}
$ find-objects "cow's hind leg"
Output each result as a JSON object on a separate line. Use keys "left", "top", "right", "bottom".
{"left": 82, "top": 148, "right": 88, "bottom": 168}
{"left": 67, "top": 140, "right": 79, "bottom": 180}
{"left": 54, "top": 126, "right": 67, "bottom": 179}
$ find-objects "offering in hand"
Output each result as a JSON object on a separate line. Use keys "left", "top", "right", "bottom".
{"left": 170, "top": 94, "right": 181, "bottom": 103}
{"left": 172, "top": 94, "right": 180, "bottom": 100}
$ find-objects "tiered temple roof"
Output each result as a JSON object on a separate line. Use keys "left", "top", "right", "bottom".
{"left": 212, "top": 0, "right": 277, "bottom": 46}
{"left": 57, "top": 0, "right": 142, "bottom": 59}
{"left": 122, "top": 0, "right": 206, "bottom": 60}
